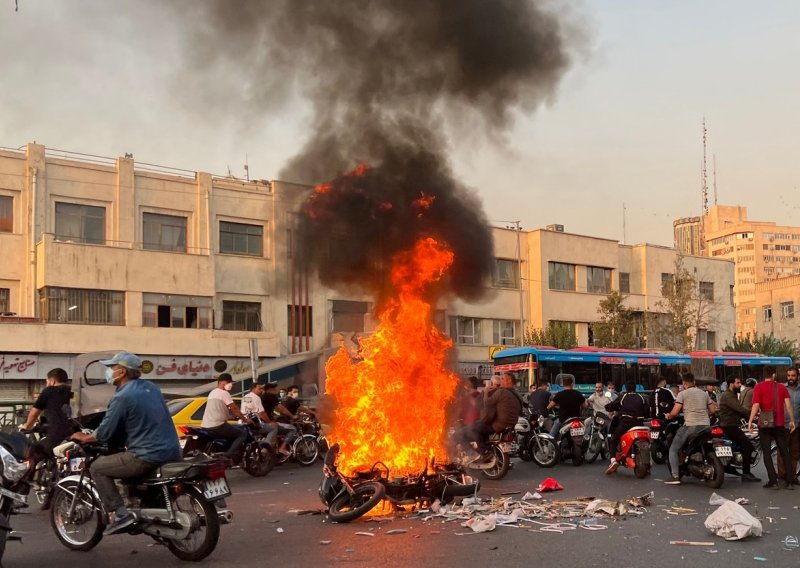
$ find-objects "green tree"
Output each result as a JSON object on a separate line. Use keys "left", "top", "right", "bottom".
{"left": 523, "top": 320, "right": 578, "bottom": 349}
{"left": 593, "top": 291, "right": 639, "bottom": 349}
{"left": 724, "top": 333, "right": 800, "bottom": 360}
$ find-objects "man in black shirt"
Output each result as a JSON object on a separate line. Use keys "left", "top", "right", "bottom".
{"left": 651, "top": 377, "right": 675, "bottom": 420}
{"left": 22, "top": 368, "right": 72, "bottom": 456}
{"left": 260, "top": 383, "right": 300, "bottom": 456}
{"left": 547, "top": 375, "right": 587, "bottom": 437}
{"left": 604, "top": 380, "right": 650, "bottom": 474}
{"left": 528, "top": 382, "right": 552, "bottom": 416}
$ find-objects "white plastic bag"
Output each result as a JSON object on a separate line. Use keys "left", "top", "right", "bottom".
{"left": 704, "top": 495, "right": 762, "bottom": 540}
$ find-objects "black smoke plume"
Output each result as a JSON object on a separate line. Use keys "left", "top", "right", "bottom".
{"left": 176, "top": 0, "right": 573, "bottom": 300}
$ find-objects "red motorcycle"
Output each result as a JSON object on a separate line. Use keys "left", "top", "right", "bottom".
{"left": 611, "top": 426, "right": 651, "bottom": 478}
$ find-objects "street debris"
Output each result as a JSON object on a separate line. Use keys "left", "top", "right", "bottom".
{"left": 704, "top": 493, "right": 762, "bottom": 541}
{"left": 784, "top": 536, "right": 799, "bottom": 550}
{"left": 276, "top": 528, "right": 284, "bottom": 534}
{"left": 319, "top": 540, "right": 332, "bottom": 545}
{"left": 522, "top": 491, "right": 543, "bottom": 501}
{"left": 734, "top": 498, "right": 750, "bottom": 506}
{"left": 536, "top": 478, "right": 564, "bottom": 492}
{"left": 385, "top": 529, "right": 407, "bottom": 535}
{"left": 354, "top": 531, "right": 375, "bottom": 537}
{"left": 669, "top": 541, "right": 715, "bottom": 546}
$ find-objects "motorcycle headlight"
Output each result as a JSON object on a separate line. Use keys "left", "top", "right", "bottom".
{"left": 0, "top": 447, "right": 30, "bottom": 483}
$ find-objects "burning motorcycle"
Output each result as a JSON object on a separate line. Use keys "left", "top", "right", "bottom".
{"left": 49, "top": 441, "right": 232, "bottom": 561}
{"left": 556, "top": 417, "right": 588, "bottom": 466}
{"left": 320, "top": 444, "right": 479, "bottom": 523}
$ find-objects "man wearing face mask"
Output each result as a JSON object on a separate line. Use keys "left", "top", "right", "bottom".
{"left": 71, "top": 352, "right": 182, "bottom": 535}
{"left": 778, "top": 367, "right": 800, "bottom": 484}
{"left": 719, "top": 377, "right": 760, "bottom": 482}
{"left": 201, "top": 374, "right": 253, "bottom": 462}
{"left": 281, "top": 385, "right": 316, "bottom": 421}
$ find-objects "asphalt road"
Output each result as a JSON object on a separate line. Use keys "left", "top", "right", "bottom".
{"left": 4, "top": 456, "right": 799, "bottom": 568}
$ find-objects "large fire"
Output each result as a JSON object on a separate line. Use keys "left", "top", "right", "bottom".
{"left": 325, "top": 237, "right": 460, "bottom": 477}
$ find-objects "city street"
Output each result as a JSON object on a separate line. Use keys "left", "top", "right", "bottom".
{"left": 5, "top": 456, "right": 799, "bottom": 568}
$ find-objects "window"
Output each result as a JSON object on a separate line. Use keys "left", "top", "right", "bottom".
{"left": 661, "top": 273, "right": 673, "bottom": 295}
{"left": 619, "top": 272, "right": 630, "bottom": 294}
{"left": 219, "top": 221, "right": 263, "bottom": 256}
{"left": 222, "top": 301, "right": 262, "bottom": 331}
{"left": 548, "top": 262, "right": 575, "bottom": 291}
{"left": 143, "top": 213, "right": 187, "bottom": 252}
{"left": 0, "top": 288, "right": 9, "bottom": 313}
{"left": 729, "top": 285, "right": 735, "bottom": 306}
{"left": 762, "top": 305, "right": 772, "bottom": 322}
{"left": 55, "top": 202, "right": 105, "bottom": 245}
{"left": 450, "top": 317, "right": 483, "bottom": 345}
{"left": 586, "top": 266, "right": 611, "bottom": 294}
{"left": 492, "top": 259, "right": 520, "bottom": 289}
{"left": 492, "top": 320, "right": 517, "bottom": 346}
{"left": 706, "top": 331, "right": 716, "bottom": 351}
{"left": 699, "top": 281, "right": 714, "bottom": 301}
{"left": 39, "top": 287, "right": 124, "bottom": 325}
{"left": 0, "top": 195, "right": 11, "bottom": 233}
{"left": 332, "top": 300, "right": 368, "bottom": 332}
{"left": 781, "top": 301, "right": 795, "bottom": 320}
{"left": 142, "top": 293, "right": 212, "bottom": 329}
{"left": 288, "top": 305, "right": 312, "bottom": 337}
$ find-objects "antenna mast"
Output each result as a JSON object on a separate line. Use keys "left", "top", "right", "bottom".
{"left": 622, "top": 202, "right": 627, "bottom": 244}
{"left": 713, "top": 153, "right": 718, "bottom": 205}
{"left": 701, "top": 117, "right": 709, "bottom": 215}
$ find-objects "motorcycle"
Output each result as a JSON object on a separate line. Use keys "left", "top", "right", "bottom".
{"left": 273, "top": 414, "right": 320, "bottom": 467}
{"left": 648, "top": 417, "right": 683, "bottom": 465}
{"left": 0, "top": 432, "right": 36, "bottom": 563}
{"left": 49, "top": 441, "right": 232, "bottom": 561}
{"left": 556, "top": 417, "right": 588, "bottom": 466}
{"left": 512, "top": 415, "right": 534, "bottom": 462}
{"left": 525, "top": 414, "right": 558, "bottom": 468}
{"left": 180, "top": 423, "right": 275, "bottom": 477}
{"left": 666, "top": 425, "right": 729, "bottom": 488}
{"left": 724, "top": 421, "right": 781, "bottom": 477}
{"left": 583, "top": 412, "right": 610, "bottom": 464}
{"left": 319, "top": 444, "right": 479, "bottom": 523}
{"left": 611, "top": 425, "right": 652, "bottom": 478}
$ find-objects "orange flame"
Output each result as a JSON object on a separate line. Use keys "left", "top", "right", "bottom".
{"left": 325, "top": 237, "right": 459, "bottom": 476}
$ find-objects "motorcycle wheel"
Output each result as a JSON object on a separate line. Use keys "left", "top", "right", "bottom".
{"left": 652, "top": 442, "right": 667, "bottom": 465}
{"left": 481, "top": 446, "right": 511, "bottom": 480}
{"left": 242, "top": 443, "right": 275, "bottom": 477}
{"left": 294, "top": 435, "right": 320, "bottom": 467}
{"left": 584, "top": 435, "right": 602, "bottom": 464}
{"left": 50, "top": 482, "right": 104, "bottom": 551}
{"left": 32, "top": 457, "right": 57, "bottom": 507}
{"left": 704, "top": 451, "right": 725, "bottom": 489}
{"left": 634, "top": 443, "right": 651, "bottom": 479}
{"left": 572, "top": 442, "right": 584, "bottom": 466}
{"left": 328, "top": 482, "right": 385, "bottom": 523}
{"left": 529, "top": 437, "right": 558, "bottom": 468}
{"left": 166, "top": 486, "right": 220, "bottom": 562}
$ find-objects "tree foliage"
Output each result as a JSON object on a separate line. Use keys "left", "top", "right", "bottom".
{"left": 724, "top": 333, "right": 800, "bottom": 360}
{"left": 524, "top": 320, "right": 577, "bottom": 349}
{"left": 593, "top": 291, "right": 639, "bottom": 349}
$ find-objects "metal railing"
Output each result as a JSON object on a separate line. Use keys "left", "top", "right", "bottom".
{"left": 0, "top": 401, "right": 34, "bottom": 433}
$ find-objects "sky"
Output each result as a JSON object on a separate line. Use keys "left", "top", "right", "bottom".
{"left": 1, "top": 1, "right": 798, "bottom": 247}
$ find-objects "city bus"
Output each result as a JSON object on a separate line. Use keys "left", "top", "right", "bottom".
{"left": 492, "top": 346, "right": 794, "bottom": 394}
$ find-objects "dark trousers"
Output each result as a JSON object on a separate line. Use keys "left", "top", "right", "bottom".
{"left": 466, "top": 421, "right": 495, "bottom": 455}
{"left": 609, "top": 417, "right": 642, "bottom": 459}
{"left": 91, "top": 452, "right": 156, "bottom": 514}
{"left": 760, "top": 426, "right": 792, "bottom": 484}
{"left": 777, "top": 427, "right": 800, "bottom": 481}
{"left": 721, "top": 426, "right": 754, "bottom": 475}
{"left": 208, "top": 423, "right": 248, "bottom": 458}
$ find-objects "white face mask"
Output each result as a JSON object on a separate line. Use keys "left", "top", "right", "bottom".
{"left": 289, "top": 391, "right": 300, "bottom": 399}
{"left": 223, "top": 383, "right": 233, "bottom": 391}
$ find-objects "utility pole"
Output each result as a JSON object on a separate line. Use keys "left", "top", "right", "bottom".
{"left": 713, "top": 154, "right": 718, "bottom": 205}
{"left": 622, "top": 202, "right": 627, "bottom": 245}
{"left": 514, "top": 221, "right": 524, "bottom": 346}
{"left": 699, "top": 117, "right": 709, "bottom": 256}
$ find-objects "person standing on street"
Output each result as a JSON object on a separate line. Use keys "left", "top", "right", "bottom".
{"left": 778, "top": 367, "right": 800, "bottom": 484}
{"left": 664, "top": 373, "right": 717, "bottom": 484}
{"left": 201, "top": 374, "right": 253, "bottom": 461}
{"left": 748, "top": 365, "right": 796, "bottom": 489}
{"left": 718, "top": 377, "right": 760, "bottom": 482}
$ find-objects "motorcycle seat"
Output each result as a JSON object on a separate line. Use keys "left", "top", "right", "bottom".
{"left": 0, "top": 432, "right": 30, "bottom": 461}
{"left": 628, "top": 426, "right": 649, "bottom": 432}
{"left": 686, "top": 426, "right": 712, "bottom": 446}
{"left": 139, "top": 456, "right": 212, "bottom": 481}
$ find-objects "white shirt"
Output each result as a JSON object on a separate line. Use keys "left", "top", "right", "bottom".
{"left": 241, "top": 392, "right": 265, "bottom": 417}
{"left": 201, "top": 388, "right": 234, "bottom": 428}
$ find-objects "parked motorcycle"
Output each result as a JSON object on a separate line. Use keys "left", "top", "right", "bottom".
{"left": 49, "top": 441, "right": 231, "bottom": 561}
{"left": 320, "top": 444, "right": 479, "bottom": 523}
{"left": 610, "top": 425, "right": 651, "bottom": 478}
{"left": 648, "top": 417, "right": 683, "bottom": 465}
{"left": 526, "top": 414, "right": 558, "bottom": 468}
{"left": 556, "top": 417, "right": 588, "bottom": 466}
{"left": 512, "top": 415, "right": 535, "bottom": 462}
{"left": 583, "top": 411, "right": 610, "bottom": 464}
{"left": 666, "top": 425, "right": 729, "bottom": 488}
{"left": 180, "top": 423, "right": 275, "bottom": 477}
{"left": 0, "top": 432, "right": 36, "bottom": 563}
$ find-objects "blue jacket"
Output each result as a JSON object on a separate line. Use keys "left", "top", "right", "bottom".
{"left": 94, "top": 379, "right": 182, "bottom": 464}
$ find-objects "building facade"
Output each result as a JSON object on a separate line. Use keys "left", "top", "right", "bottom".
{"left": 673, "top": 216, "right": 703, "bottom": 256}
{"left": 752, "top": 276, "right": 800, "bottom": 345}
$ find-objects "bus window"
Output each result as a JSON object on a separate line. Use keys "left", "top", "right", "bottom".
{"left": 601, "top": 364, "right": 626, "bottom": 393}
{"left": 639, "top": 365, "right": 660, "bottom": 391}
{"left": 724, "top": 365, "right": 743, "bottom": 383}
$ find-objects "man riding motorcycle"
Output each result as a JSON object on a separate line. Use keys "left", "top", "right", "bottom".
{"left": 604, "top": 380, "right": 650, "bottom": 474}
{"left": 718, "top": 376, "right": 760, "bottom": 482}
{"left": 650, "top": 377, "right": 675, "bottom": 420}
{"left": 467, "top": 372, "right": 523, "bottom": 462}
{"left": 71, "top": 351, "right": 182, "bottom": 535}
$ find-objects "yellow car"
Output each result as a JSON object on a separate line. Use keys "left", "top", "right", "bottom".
{"left": 168, "top": 397, "right": 241, "bottom": 438}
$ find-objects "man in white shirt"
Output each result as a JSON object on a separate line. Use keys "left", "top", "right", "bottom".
{"left": 241, "top": 382, "right": 278, "bottom": 446}
{"left": 201, "top": 374, "right": 253, "bottom": 460}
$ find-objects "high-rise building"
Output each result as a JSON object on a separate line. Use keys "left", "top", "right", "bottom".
{"left": 673, "top": 216, "right": 703, "bottom": 256}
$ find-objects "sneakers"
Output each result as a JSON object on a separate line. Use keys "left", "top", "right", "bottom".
{"left": 664, "top": 477, "right": 681, "bottom": 485}
{"left": 741, "top": 473, "right": 761, "bottom": 483}
{"left": 605, "top": 460, "right": 619, "bottom": 475}
{"left": 781, "top": 481, "right": 795, "bottom": 491}
{"left": 763, "top": 481, "right": 779, "bottom": 489}
{"left": 104, "top": 512, "right": 135, "bottom": 535}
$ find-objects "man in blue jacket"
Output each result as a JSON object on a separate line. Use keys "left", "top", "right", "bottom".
{"left": 72, "top": 351, "right": 182, "bottom": 535}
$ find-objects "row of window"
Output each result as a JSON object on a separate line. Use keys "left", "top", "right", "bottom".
{"left": 449, "top": 317, "right": 518, "bottom": 346}
{"left": 548, "top": 262, "right": 613, "bottom": 294}
{"left": 763, "top": 301, "right": 795, "bottom": 322}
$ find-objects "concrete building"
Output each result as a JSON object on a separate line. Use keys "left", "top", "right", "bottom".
{"left": 703, "top": 205, "right": 800, "bottom": 335}
{"left": 752, "top": 276, "right": 800, "bottom": 345}
{"left": 673, "top": 216, "right": 703, "bottom": 256}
